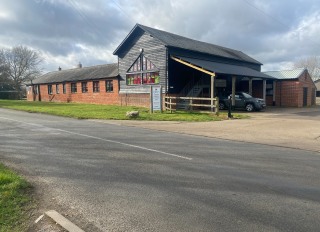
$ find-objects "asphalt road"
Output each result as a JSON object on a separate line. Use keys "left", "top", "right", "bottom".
{"left": 1, "top": 108, "right": 320, "bottom": 232}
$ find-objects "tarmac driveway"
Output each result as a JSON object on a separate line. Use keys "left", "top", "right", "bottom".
{"left": 99, "top": 106, "right": 320, "bottom": 153}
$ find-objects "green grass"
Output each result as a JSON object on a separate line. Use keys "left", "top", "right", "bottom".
{"left": 0, "top": 100, "right": 249, "bottom": 121}
{"left": 0, "top": 163, "right": 33, "bottom": 232}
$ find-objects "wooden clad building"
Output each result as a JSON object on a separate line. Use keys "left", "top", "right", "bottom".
{"left": 113, "top": 24, "right": 273, "bottom": 108}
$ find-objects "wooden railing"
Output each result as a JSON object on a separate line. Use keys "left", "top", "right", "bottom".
{"left": 165, "top": 96, "right": 219, "bottom": 114}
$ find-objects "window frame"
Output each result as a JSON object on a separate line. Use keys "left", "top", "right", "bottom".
{"left": 81, "top": 82, "right": 88, "bottom": 93}
{"left": 48, "top": 84, "right": 52, "bottom": 95}
{"left": 71, "top": 82, "right": 77, "bottom": 93}
{"left": 93, "top": 81, "right": 100, "bottom": 93}
{"left": 56, "top": 84, "right": 60, "bottom": 94}
{"left": 33, "top": 85, "right": 39, "bottom": 95}
{"left": 105, "top": 80, "right": 113, "bottom": 92}
{"left": 126, "top": 54, "right": 160, "bottom": 86}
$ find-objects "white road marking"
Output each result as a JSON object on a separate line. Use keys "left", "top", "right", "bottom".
{"left": 46, "top": 210, "right": 85, "bottom": 232}
{"left": 34, "top": 214, "right": 44, "bottom": 224}
{"left": 0, "top": 116, "right": 193, "bottom": 160}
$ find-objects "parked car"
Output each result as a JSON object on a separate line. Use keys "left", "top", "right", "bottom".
{"left": 218, "top": 92, "right": 266, "bottom": 112}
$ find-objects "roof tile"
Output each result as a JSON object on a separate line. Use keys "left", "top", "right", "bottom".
{"left": 32, "top": 63, "right": 118, "bottom": 84}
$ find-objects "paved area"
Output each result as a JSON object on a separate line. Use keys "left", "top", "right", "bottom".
{"left": 98, "top": 105, "right": 320, "bottom": 153}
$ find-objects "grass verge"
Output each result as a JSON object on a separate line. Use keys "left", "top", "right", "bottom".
{"left": 0, "top": 163, "right": 33, "bottom": 232}
{"left": 0, "top": 100, "right": 248, "bottom": 121}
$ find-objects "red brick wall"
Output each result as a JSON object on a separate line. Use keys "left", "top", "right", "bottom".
{"left": 119, "top": 93, "right": 151, "bottom": 108}
{"left": 275, "top": 81, "right": 299, "bottom": 107}
{"left": 27, "top": 78, "right": 120, "bottom": 105}
{"left": 274, "top": 71, "right": 316, "bottom": 107}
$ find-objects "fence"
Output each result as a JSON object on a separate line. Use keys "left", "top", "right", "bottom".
{"left": 164, "top": 96, "right": 219, "bottom": 114}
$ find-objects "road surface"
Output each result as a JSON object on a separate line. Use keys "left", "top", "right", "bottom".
{"left": 0, "top": 108, "right": 320, "bottom": 231}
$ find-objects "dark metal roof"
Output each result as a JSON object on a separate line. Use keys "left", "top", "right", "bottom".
{"left": 114, "top": 24, "right": 262, "bottom": 65}
{"left": 32, "top": 63, "right": 118, "bottom": 84}
{"left": 175, "top": 56, "right": 274, "bottom": 79}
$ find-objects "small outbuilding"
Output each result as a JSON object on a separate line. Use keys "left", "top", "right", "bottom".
{"left": 315, "top": 79, "right": 320, "bottom": 97}
{"left": 264, "top": 68, "right": 316, "bottom": 107}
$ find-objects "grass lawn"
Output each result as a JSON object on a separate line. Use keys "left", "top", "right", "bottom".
{"left": 0, "top": 163, "right": 33, "bottom": 232}
{"left": 0, "top": 100, "right": 248, "bottom": 121}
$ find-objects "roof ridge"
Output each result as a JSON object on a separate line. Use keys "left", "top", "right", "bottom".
{"left": 47, "top": 63, "right": 117, "bottom": 74}
{"left": 137, "top": 24, "right": 243, "bottom": 53}
{"left": 136, "top": 24, "right": 261, "bottom": 65}
{"left": 264, "top": 68, "right": 305, "bottom": 73}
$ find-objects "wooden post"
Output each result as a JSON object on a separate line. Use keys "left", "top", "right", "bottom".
{"left": 215, "top": 97, "right": 219, "bottom": 114}
{"left": 169, "top": 97, "right": 172, "bottom": 113}
{"left": 232, "top": 76, "right": 236, "bottom": 106}
{"left": 249, "top": 78, "right": 253, "bottom": 95}
{"left": 211, "top": 75, "right": 215, "bottom": 112}
{"left": 190, "top": 99, "right": 193, "bottom": 111}
{"left": 263, "top": 80, "right": 267, "bottom": 101}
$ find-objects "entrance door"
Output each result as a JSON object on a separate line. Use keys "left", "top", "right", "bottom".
{"left": 303, "top": 87, "right": 308, "bottom": 107}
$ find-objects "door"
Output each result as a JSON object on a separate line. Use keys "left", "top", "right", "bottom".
{"left": 303, "top": 87, "right": 308, "bottom": 107}
{"left": 235, "top": 93, "right": 246, "bottom": 108}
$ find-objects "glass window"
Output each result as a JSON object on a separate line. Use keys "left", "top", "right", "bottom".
{"left": 93, "top": 81, "right": 100, "bottom": 92}
{"left": 81, "top": 82, "right": 88, "bottom": 93}
{"left": 106, "top": 80, "right": 113, "bottom": 92}
{"left": 71, "top": 83, "right": 77, "bottom": 93}
{"left": 33, "top": 85, "right": 38, "bottom": 95}
{"left": 48, "top": 85, "right": 52, "bottom": 95}
{"left": 63, "top": 83, "right": 66, "bottom": 94}
{"left": 126, "top": 54, "right": 159, "bottom": 85}
{"left": 56, "top": 84, "right": 59, "bottom": 94}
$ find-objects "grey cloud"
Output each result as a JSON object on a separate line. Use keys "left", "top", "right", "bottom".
{"left": 0, "top": 0, "right": 320, "bottom": 72}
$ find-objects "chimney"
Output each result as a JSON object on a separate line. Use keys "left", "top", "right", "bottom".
{"left": 78, "top": 62, "right": 82, "bottom": 68}
{"left": 58, "top": 66, "right": 62, "bottom": 71}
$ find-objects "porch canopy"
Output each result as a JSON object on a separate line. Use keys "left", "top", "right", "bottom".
{"left": 171, "top": 56, "right": 275, "bottom": 105}
{"left": 171, "top": 56, "right": 273, "bottom": 79}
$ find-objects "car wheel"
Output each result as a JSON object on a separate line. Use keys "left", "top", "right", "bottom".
{"left": 219, "top": 102, "right": 225, "bottom": 110}
{"left": 245, "top": 103, "right": 254, "bottom": 112}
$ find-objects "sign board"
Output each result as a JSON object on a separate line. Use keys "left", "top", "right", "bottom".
{"left": 215, "top": 79, "right": 227, "bottom": 87}
{"left": 151, "top": 86, "right": 162, "bottom": 112}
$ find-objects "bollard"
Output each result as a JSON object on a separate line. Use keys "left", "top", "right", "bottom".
{"left": 228, "top": 95, "right": 233, "bottom": 118}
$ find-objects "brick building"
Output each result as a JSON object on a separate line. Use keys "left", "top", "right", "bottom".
{"left": 27, "top": 63, "right": 119, "bottom": 105}
{"left": 315, "top": 79, "right": 320, "bottom": 97}
{"left": 264, "top": 68, "right": 316, "bottom": 107}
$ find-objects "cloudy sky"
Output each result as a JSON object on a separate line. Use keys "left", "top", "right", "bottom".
{"left": 0, "top": 0, "right": 319, "bottom": 73}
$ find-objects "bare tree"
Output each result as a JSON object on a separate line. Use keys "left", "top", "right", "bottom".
{"left": 293, "top": 56, "right": 320, "bottom": 81}
{"left": 0, "top": 46, "right": 43, "bottom": 98}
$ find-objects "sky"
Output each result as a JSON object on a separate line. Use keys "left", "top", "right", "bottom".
{"left": 0, "top": 0, "right": 319, "bottom": 73}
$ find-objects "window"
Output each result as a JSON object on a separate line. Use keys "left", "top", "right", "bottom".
{"left": 33, "top": 85, "right": 39, "bottom": 95}
{"left": 93, "top": 81, "right": 100, "bottom": 92}
{"left": 63, "top": 83, "right": 66, "bottom": 94}
{"left": 56, "top": 84, "right": 60, "bottom": 94}
{"left": 81, "top": 82, "right": 88, "bottom": 93}
{"left": 106, "top": 80, "right": 113, "bottom": 92}
{"left": 48, "top": 85, "right": 52, "bottom": 95}
{"left": 71, "top": 83, "right": 77, "bottom": 93}
{"left": 126, "top": 54, "right": 160, "bottom": 85}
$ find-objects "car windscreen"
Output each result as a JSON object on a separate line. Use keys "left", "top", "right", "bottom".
{"left": 242, "top": 92, "right": 253, "bottom": 98}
